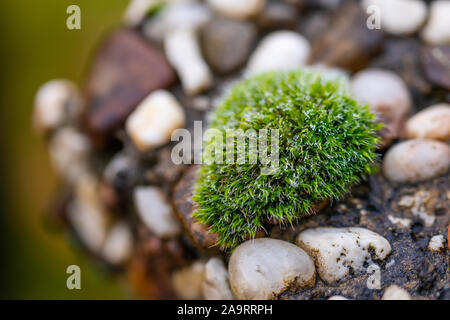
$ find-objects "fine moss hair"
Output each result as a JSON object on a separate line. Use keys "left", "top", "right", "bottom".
{"left": 193, "top": 69, "right": 380, "bottom": 249}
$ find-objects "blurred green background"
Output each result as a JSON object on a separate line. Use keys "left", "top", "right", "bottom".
{"left": 0, "top": 0, "right": 132, "bottom": 299}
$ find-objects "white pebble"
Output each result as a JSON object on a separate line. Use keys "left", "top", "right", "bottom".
{"left": 405, "top": 104, "right": 450, "bottom": 141}
{"left": 398, "top": 195, "right": 415, "bottom": 208}
{"left": 422, "top": 1, "right": 450, "bottom": 45}
{"left": 207, "top": 0, "right": 265, "bottom": 20}
{"left": 102, "top": 221, "right": 133, "bottom": 265}
{"left": 385, "top": 259, "right": 396, "bottom": 269}
{"left": 33, "top": 79, "right": 81, "bottom": 134}
{"left": 328, "top": 295, "right": 350, "bottom": 300}
{"left": 172, "top": 261, "right": 206, "bottom": 299}
{"left": 49, "top": 127, "right": 91, "bottom": 184}
{"left": 229, "top": 238, "right": 316, "bottom": 300}
{"left": 125, "top": 90, "right": 185, "bottom": 152}
{"left": 133, "top": 186, "right": 181, "bottom": 238}
{"left": 382, "top": 285, "right": 411, "bottom": 300}
{"left": 428, "top": 235, "right": 446, "bottom": 252}
{"left": 246, "top": 31, "right": 310, "bottom": 76}
{"left": 387, "top": 215, "right": 412, "bottom": 228}
{"left": 67, "top": 175, "right": 108, "bottom": 252}
{"left": 143, "top": 2, "right": 211, "bottom": 42}
{"left": 296, "top": 227, "right": 391, "bottom": 284}
{"left": 164, "top": 29, "right": 212, "bottom": 95}
{"left": 383, "top": 139, "right": 450, "bottom": 183}
{"left": 361, "top": 0, "right": 427, "bottom": 35}
{"left": 351, "top": 69, "right": 411, "bottom": 140}
{"left": 202, "top": 258, "right": 234, "bottom": 300}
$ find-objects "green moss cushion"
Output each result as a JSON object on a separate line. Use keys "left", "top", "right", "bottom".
{"left": 193, "top": 69, "right": 380, "bottom": 249}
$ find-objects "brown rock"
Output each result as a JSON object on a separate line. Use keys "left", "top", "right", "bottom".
{"left": 422, "top": 45, "right": 450, "bottom": 90}
{"left": 98, "top": 181, "right": 119, "bottom": 212}
{"left": 127, "top": 235, "right": 192, "bottom": 299}
{"left": 309, "top": 2, "right": 383, "bottom": 71}
{"left": 172, "top": 165, "right": 220, "bottom": 251}
{"left": 83, "top": 29, "right": 176, "bottom": 147}
{"left": 257, "top": 2, "right": 298, "bottom": 31}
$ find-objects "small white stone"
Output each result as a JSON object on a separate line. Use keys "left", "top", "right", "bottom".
{"left": 351, "top": 68, "right": 411, "bottom": 141}
{"left": 328, "top": 295, "right": 350, "bottom": 300}
{"left": 142, "top": 2, "right": 211, "bottom": 42}
{"left": 296, "top": 227, "right": 391, "bottom": 284}
{"left": 229, "top": 238, "right": 316, "bottom": 300}
{"left": 361, "top": 0, "right": 427, "bottom": 35}
{"left": 67, "top": 175, "right": 108, "bottom": 252}
{"left": 125, "top": 90, "right": 185, "bottom": 152}
{"left": 428, "top": 235, "right": 446, "bottom": 252}
{"left": 102, "top": 222, "right": 133, "bottom": 265}
{"left": 382, "top": 285, "right": 411, "bottom": 300}
{"left": 133, "top": 186, "right": 181, "bottom": 238}
{"left": 422, "top": 1, "right": 450, "bottom": 45}
{"left": 207, "top": 0, "right": 265, "bottom": 20}
{"left": 202, "top": 258, "right": 234, "bottom": 300}
{"left": 387, "top": 215, "right": 412, "bottom": 228}
{"left": 405, "top": 104, "right": 450, "bottom": 141}
{"left": 172, "top": 261, "right": 206, "bottom": 299}
{"left": 246, "top": 31, "right": 310, "bottom": 76}
{"left": 33, "top": 79, "right": 81, "bottom": 134}
{"left": 49, "top": 127, "right": 91, "bottom": 184}
{"left": 385, "top": 259, "right": 396, "bottom": 269}
{"left": 383, "top": 139, "right": 450, "bottom": 183}
{"left": 164, "top": 29, "right": 212, "bottom": 95}
{"left": 398, "top": 195, "right": 414, "bottom": 208}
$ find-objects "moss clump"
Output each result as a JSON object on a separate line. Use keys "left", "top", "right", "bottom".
{"left": 193, "top": 70, "right": 380, "bottom": 249}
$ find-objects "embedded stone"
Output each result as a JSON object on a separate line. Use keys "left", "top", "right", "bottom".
{"left": 229, "top": 238, "right": 316, "bottom": 300}
{"left": 296, "top": 227, "right": 391, "bottom": 283}
{"left": 83, "top": 29, "right": 176, "bottom": 146}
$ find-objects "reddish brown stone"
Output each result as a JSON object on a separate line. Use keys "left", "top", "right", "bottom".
{"left": 83, "top": 29, "right": 176, "bottom": 147}
{"left": 172, "top": 165, "right": 220, "bottom": 251}
{"left": 127, "top": 235, "right": 192, "bottom": 299}
{"left": 309, "top": 2, "right": 383, "bottom": 71}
